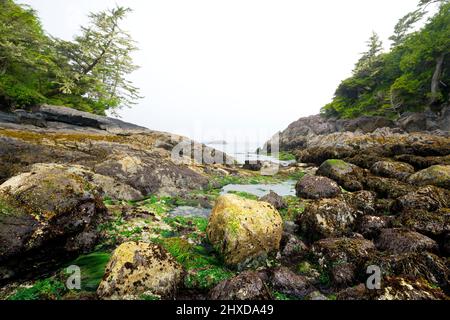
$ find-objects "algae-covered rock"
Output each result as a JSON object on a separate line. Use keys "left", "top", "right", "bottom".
{"left": 0, "top": 164, "right": 106, "bottom": 281}
{"left": 363, "top": 176, "right": 415, "bottom": 199}
{"left": 209, "top": 271, "right": 272, "bottom": 300}
{"left": 269, "top": 266, "right": 314, "bottom": 298}
{"left": 393, "top": 209, "right": 450, "bottom": 237}
{"left": 367, "top": 252, "right": 449, "bottom": 292}
{"left": 295, "top": 175, "right": 341, "bottom": 200}
{"left": 375, "top": 229, "right": 438, "bottom": 254}
{"left": 392, "top": 186, "right": 450, "bottom": 213}
{"left": 296, "top": 197, "right": 358, "bottom": 241}
{"left": 206, "top": 194, "right": 283, "bottom": 269}
{"left": 317, "top": 159, "right": 365, "bottom": 191}
{"left": 311, "top": 237, "right": 376, "bottom": 287}
{"left": 370, "top": 161, "right": 415, "bottom": 181}
{"left": 97, "top": 242, "right": 183, "bottom": 300}
{"left": 407, "top": 165, "right": 450, "bottom": 189}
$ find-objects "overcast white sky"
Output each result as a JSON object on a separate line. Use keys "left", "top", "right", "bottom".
{"left": 21, "top": 0, "right": 424, "bottom": 143}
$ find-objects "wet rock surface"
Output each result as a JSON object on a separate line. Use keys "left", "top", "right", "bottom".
{"left": 295, "top": 175, "right": 341, "bottom": 199}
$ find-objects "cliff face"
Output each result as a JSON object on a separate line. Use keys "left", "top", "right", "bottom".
{"left": 269, "top": 107, "right": 450, "bottom": 152}
{"left": 0, "top": 105, "right": 232, "bottom": 197}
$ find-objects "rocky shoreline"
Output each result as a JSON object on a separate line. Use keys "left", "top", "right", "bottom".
{"left": 0, "top": 106, "right": 449, "bottom": 300}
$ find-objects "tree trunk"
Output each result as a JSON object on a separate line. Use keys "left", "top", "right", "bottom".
{"left": 430, "top": 53, "right": 446, "bottom": 106}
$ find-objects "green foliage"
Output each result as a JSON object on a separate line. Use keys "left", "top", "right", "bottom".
{"left": 0, "top": 0, "right": 140, "bottom": 113}
{"left": 322, "top": 2, "right": 450, "bottom": 118}
{"left": 227, "top": 191, "right": 259, "bottom": 200}
{"left": 185, "top": 267, "right": 235, "bottom": 290}
{"left": 278, "top": 151, "right": 297, "bottom": 161}
{"left": 67, "top": 252, "right": 111, "bottom": 291}
{"left": 7, "top": 278, "right": 66, "bottom": 300}
{"left": 279, "top": 196, "right": 305, "bottom": 221}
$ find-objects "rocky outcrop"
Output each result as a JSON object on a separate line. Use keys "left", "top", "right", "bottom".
{"left": 0, "top": 164, "right": 107, "bottom": 281}
{"left": 206, "top": 194, "right": 283, "bottom": 269}
{"left": 269, "top": 107, "right": 450, "bottom": 153}
{"left": 97, "top": 242, "right": 183, "bottom": 300}
{"left": 0, "top": 106, "right": 232, "bottom": 196}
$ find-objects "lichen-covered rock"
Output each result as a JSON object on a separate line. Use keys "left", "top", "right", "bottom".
{"left": 297, "top": 197, "right": 357, "bottom": 241}
{"left": 209, "top": 271, "right": 271, "bottom": 300}
{"left": 375, "top": 229, "right": 438, "bottom": 254}
{"left": 407, "top": 165, "right": 450, "bottom": 189}
{"left": 317, "top": 159, "right": 365, "bottom": 191}
{"left": 206, "top": 194, "right": 283, "bottom": 268}
{"left": 368, "top": 252, "right": 449, "bottom": 292}
{"left": 269, "top": 266, "right": 314, "bottom": 298}
{"left": 97, "top": 242, "right": 183, "bottom": 300}
{"left": 0, "top": 164, "right": 106, "bottom": 281}
{"left": 311, "top": 237, "right": 376, "bottom": 287}
{"left": 392, "top": 186, "right": 450, "bottom": 213}
{"left": 260, "top": 191, "right": 287, "bottom": 210}
{"left": 370, "top": 161, "right": 415, "bottom": 181}
{"left": 295, "top": 175, "right": 341, "bottom": 200}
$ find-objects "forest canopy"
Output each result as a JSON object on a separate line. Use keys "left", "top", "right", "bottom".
{"left": 0, "top": 0, "right": 140, "bottom": 115}
{"left": 321, "top": 0, "right": 450, "bottom": 119}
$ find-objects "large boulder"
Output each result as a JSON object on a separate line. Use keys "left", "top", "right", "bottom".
{"left": 370, "top": 161, "right": 415, "bottom": 181}
{"left": 295, "top": 175, "right": 341, "bottom": 199}
{"left": 407, "top": 165, "right": 450, "bottom": 189}
{"left": 206, "top": 194, "right": 283, "bottom": 269}
{"left": 209, "top": 271, "right": 272, "bottom": 300}
{"left": 0, "top": 164, "right": 106, "bottom": 281}
{"left": 317, "top": 159, "right": 365, "bottom": 191}
{"left": 375, "top": 229, "right": 438, "bottom": 254}
{"left": 97, "top": 242, "right": 183, "bottom": 300}
{"left": 356, "top": 215, "right": 394, "bottom": 239}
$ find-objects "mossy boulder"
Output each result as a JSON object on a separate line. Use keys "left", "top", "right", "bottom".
{"left": 295, "top": 175, "right": 341, "bottom": 200}
{"left": 0, "top": 164, "right": 106, "bottom": 281}
{"left": 206, "top": 194, "right": 283, "bottom": 269}
{"left": 317, "top": 159, "right": 365, "bottom": 191}
{"left": 370, "top": 161, "right": 415, "bottom": 181}
{"left": 407, "top": 165, "right": 450, "bottom": 189}
{"left": 97, "top": 242, "right": 183, "bottom": 300}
